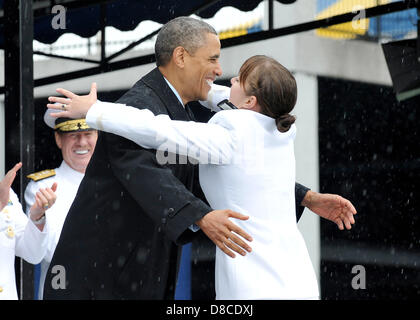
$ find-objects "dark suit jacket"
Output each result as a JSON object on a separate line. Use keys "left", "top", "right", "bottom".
{"left": 43, "top": 68, "right": 212, "bottom": 300}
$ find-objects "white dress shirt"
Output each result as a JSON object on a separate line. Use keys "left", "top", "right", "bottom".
{"left": 0, "top": 189, "right": 49, "bottom": 300}
{"left": 85, "top": 85, "right": 320, "bottom": 299}
{"left": 24, "top": 160, "right": 84, "bottom": 299}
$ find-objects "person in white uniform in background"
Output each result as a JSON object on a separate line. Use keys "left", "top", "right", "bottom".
{"left": 24, "top": 110, "right": 98, "bottom": 299}
{"left": 0, "top": 162, "right": 57, "bottom": 300}
{"left": 47, "top": 55, "right": 357, "bottom": 299}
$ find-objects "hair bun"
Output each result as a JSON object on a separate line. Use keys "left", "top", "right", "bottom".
{"left": 275, "top": 114, "right": 296, "bottom": 132}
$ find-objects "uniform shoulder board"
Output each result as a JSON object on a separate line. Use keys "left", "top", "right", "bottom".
{"left": 27, "top": 169, "right": 56, "bottom": 182}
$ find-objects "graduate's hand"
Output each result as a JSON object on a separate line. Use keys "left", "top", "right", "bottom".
{"left": 0, "top": 162, "right": 22, "bottom": 212}
{"left": 196, "top": 209, "right": 253, "bottom": 258}
{"left": 47, "top": 82, "right": 97, "bottom": 119}
{"left": 302, "top": 190, "right": 357, "bottom": 230}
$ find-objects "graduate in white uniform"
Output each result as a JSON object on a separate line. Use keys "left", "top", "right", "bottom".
{"left": 0, "top": 162, "right": 57, "bottom": 300}
{"left": 24, "top": 110, "right": 98, "bottom": 299}
{"left": 48, "top": 55, "right": 357, "bottom": 299}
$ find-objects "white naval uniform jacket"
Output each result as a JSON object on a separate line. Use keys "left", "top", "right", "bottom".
{"left": 85, "top": 89, "right": 320, "bottom": 300}
{"left": 0, "top": 189, "right": 49, "bottom": 300}
{"left": 24, "top": 161, "right": 84, "bottom": 299}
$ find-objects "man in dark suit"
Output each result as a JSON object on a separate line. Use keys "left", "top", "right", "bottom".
{"left": 44, "top": 17, "right": 356, "bottom": 300}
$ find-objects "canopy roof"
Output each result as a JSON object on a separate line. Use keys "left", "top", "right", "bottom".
{"left": 0, "top": 0, "right": 281, "bottom": 47}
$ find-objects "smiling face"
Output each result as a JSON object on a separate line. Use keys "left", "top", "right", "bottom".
{"left": 182, "top": 32, "right": 222, "bottom": 102}
{"left": 55, "top": 130, "right": 98, "bottom": 173}
{"left": 229, "top": 76, "right": 252, "bottom": 109}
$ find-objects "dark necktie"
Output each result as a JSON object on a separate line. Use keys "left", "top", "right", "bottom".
{"left": 185, "top": 103, "right": 195, "bottom": 121}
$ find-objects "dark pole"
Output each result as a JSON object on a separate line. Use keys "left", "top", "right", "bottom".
{"left": 100, "top": 4, "right": 106, "bottom": 64}
{"left": 376, "top": 0, "right": 382, "bottom": 41}
{"left": 4, "top": 0, "right": 35, "bottom": 300}
{"left": 4, "top": 1, "right": 20, "bottom": 174}
{"left": 268, "top": 0, "right": 274, "bottom": 30}
{"left": 417, "top": 6, "right": 420, "bottom": 62}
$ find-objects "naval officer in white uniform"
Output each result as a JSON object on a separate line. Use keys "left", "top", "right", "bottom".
{"left": 24, "top": 109, "right": 98, "bottom": 299}
{"left": 1, "top": 162, "right": 57, "bottom": 300}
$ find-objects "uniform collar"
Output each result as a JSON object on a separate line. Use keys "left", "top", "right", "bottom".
{"left": 58, "top": 160, "right": 85, "bottom": 182}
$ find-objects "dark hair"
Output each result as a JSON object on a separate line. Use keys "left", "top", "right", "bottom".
{"left": 239, "top": 55, "right": 297, "bottom": 132}
{"left": 155, "top": 17, "right": 217, "bottom": 67}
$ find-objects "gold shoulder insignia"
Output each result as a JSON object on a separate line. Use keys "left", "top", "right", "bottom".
{"left": 27, "top": 169, "right": 56, "bottom": 182}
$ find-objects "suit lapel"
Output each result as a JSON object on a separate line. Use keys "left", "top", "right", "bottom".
{"left": 142, "top": 68, "right": 190, "bottom": 121}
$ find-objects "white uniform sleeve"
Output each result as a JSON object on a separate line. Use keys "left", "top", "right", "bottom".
{"left": 86, "top": 101, "right": 238, "bottom": 165}
{"left": 24, "top": 181, "right": 38, "bottom": 215}
{"left": 24, "top": 180, "right": 58, "bottom": 263}
{"left": 11, "top": 190, "right": 49, "bottom": 264}
{"left": 198, "top": 83, "right": 231, "bottom": 112}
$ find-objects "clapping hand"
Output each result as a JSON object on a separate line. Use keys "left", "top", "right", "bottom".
{"left": 0, "top": 163, "right": 22, "bottom": 212}
{"left": 29, "top": 183, "right": 58, "bottom": 223}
